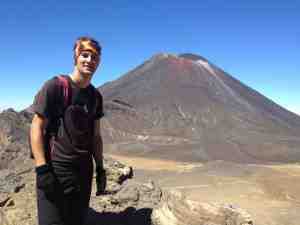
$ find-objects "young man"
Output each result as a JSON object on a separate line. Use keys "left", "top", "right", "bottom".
{"left": 30, "top": 37, "right": 106, "bottom": 225}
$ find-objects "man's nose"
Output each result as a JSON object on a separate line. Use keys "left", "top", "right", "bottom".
{"left": 86, "top": 55, "right": 92, "bottom": 62}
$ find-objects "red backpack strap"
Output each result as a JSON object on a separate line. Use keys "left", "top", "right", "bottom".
{"left": 44, "top": 75, "right": 71, "bottom": 161}
{"left": 57, "top": 75, "right": 72, "bottom": 108}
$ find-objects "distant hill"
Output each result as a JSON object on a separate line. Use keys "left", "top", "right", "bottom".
{"left": 98, "top": 53, "right": 300, "bottom": 163}
{"left": 0, "top": 108, "right": 31, "bottom": 169}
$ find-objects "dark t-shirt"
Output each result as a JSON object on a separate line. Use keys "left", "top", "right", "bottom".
{"left": 33, "top": 76, "right": 104, "bottom": 163}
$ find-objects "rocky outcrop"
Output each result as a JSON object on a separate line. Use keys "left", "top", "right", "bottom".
{"left": 104, "top": 157, "right": 134, "bottom": 193}
{"left": 152, "top": 190, "right": 253, "bottom": 225}
{"left": 90, "top": 179, "right": 162, "bottom": 213}
{"left": 0, "top": 109, "right": 31, "bottom": 170}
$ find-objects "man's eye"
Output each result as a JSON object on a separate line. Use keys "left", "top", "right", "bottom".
{"left": 91, "top": 55, "right": 99, "bottom": 61}
{"left": 81, "top": 53, "right": 90, "bottom": 58}
{"left": 80, "top": 52, "right": 98, "bottom": 61}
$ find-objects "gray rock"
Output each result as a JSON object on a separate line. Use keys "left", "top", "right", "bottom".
{"left": 90, "top": 179, "right": 161, "bottom": 213}
{"left": 104, "top": 157, "right": 134, "bottom": 194}
{"left": 152, "top": 190, "right": 253, "bottom": 225}
{"left": 0, "top": 169, "right": 25, "bottom": 208}
{"left": 0, "top": 170, "right": 24, "bottom": 194}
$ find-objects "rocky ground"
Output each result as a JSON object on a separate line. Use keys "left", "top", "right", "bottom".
{"left": 0, "top": 156, "right": 253, "bottom": 225}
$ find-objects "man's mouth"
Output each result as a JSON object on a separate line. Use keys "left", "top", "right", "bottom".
{"left": 84, "top": 65, "right": 94, "bottom": 70}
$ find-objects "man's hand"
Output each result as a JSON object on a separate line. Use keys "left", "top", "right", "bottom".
{"left": 36, "top": 164, "right": 57, "bottom": 198}
{"left": 96, "top": 166, "right": 106, "bottom": 196}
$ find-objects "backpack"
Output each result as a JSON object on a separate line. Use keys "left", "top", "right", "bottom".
{"left": 29, "top": 75, "right": 72, "bottom": 161}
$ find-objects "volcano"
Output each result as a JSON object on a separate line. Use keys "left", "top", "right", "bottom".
{"left": 98, "top": 53, "right": 300, "bottom": 163}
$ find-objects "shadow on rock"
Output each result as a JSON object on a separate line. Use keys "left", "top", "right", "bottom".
{"left": 87, "top": 207, "right": 152, "bottom": 225}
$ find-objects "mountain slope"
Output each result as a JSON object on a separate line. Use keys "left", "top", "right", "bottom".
{"left": 99, "top": 53, "right": 300, "bottom": 163}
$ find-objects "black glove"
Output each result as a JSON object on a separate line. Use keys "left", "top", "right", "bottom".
{"left": 36, "top": 164, "right": 57, "bottom": 198}
{"left": 96, "top": 167, "right": 106, "bottom": 196}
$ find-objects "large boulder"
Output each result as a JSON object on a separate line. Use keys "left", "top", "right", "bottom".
{"left": 152, "top": 190, "right": 253, "bottom": 225}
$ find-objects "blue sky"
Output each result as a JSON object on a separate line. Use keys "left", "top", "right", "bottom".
{"left": 0, "top": 0, "right": 299, "bottom": 114}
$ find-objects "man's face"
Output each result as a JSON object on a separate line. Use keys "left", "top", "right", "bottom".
{"left": 76, "top": 50, "right": 100, "bottom": 76}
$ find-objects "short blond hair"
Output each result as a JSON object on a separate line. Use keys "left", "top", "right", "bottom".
{"left": 73, "top": 36, "right": 101, "bottom": 64}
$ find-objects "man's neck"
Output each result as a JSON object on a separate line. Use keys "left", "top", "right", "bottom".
{"left": 70, "top": 70, "right": 92, "bottom": 88}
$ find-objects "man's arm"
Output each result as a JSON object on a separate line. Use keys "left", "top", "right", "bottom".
{"left": 31, "top": 113, "right": 57, "bottom": 195}
{"left": 30, "top": 114, "right": 48, "bottom": 167}
{"left": 93, "top": 119, "right": 104, "bottom": 169}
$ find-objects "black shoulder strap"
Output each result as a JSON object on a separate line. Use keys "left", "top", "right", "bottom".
{"left": 89, "top": 84, "right": 97, "bottom": 115}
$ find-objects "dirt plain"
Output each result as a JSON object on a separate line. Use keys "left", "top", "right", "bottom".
{"left": 109, "top": 154, "right": 300, "bottom": 225}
